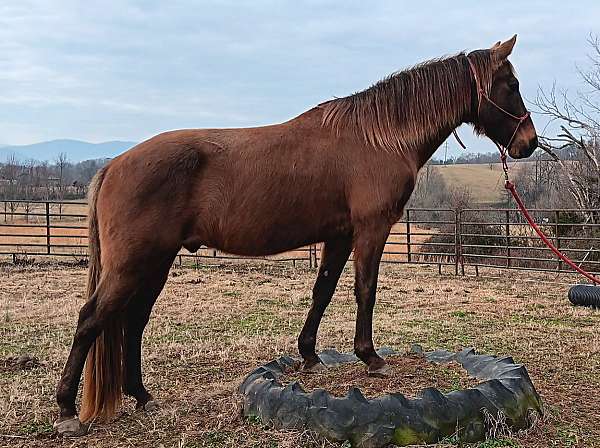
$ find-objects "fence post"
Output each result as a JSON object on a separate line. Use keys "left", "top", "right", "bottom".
{"left": 454, "top": 210, "right": 461, "bottom": 275}
{"left": 406, "top": 209, "right": 412, "bottom": 263}
{"left": 505, "top": 210, "right": 511, "bottom": 268}
{"left": 555, "top": 210, "right": 562, "bottom": 272}
{"left": 45, "top": 201, "right": 51, "bottom": 255}
{"left": 460, "top": 211, "right": 465, "bottom": 275}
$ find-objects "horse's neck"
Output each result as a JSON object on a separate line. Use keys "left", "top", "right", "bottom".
{"left": 412, "top": 121, "right": 465, "bottom": 169}
{"left": 410, "top": 80, "right": 474, "bottom": 168}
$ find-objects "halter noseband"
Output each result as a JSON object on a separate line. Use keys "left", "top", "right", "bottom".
{"left": 453, "top": 56, "right": 531, "bottom": 175}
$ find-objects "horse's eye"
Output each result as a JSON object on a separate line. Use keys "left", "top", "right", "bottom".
{"left": 508, "top": 80, "right": 519, "bottom": 91}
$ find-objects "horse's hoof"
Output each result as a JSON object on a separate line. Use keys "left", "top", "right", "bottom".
{"left": 143, "top": 400, "right": 159, "bottom": 412}
{"left": 53, "top": 416, "right": 88, "bottom": 437}
{"left": 368, "top": 363, "right": 391, "bottom": 378}
{"left": 302, "top": 361, "right": 327, "bottom": 374}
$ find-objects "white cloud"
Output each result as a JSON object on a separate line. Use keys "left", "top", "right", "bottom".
{"left": 0, "top": 0, "right": 599, "bottom": 145}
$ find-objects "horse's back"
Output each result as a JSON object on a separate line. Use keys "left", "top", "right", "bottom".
{"left": 94, "top": 112, "right": 354, "bottom": 258}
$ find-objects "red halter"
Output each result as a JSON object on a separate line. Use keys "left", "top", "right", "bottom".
{"left": 453, "top": 56, "right": 531, "bottom": 179}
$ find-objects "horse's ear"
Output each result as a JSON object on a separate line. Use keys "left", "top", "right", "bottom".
{"left": 492, "top": 35, "right": 517, "bottom": 60}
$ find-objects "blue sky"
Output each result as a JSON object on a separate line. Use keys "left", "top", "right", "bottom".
{"left": 1, "top": 1, "right": 599, "bottom": 156}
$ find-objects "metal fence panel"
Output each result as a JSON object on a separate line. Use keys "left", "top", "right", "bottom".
{"left": 2, "top": 200, "right": 599, "bottom": 276}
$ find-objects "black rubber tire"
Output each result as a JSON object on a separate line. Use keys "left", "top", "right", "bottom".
{"left": 568, "top": 284, "right": 600, "bottom": 308}
{"left": 238, "top": 347, "right": 542, "bottom": 447}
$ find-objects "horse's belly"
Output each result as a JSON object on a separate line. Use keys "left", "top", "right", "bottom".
{"left": 200, "top": 206, "right": 351, "bottom": 256}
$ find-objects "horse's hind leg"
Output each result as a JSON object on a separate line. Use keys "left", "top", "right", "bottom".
{"left": 123, "top": 263, "right": 171, "bottom": 410}
{"left": 56, "top": 250, "right": 177, "bottom": 436}
{"left": 298, "top": 236, "right": 352, "bottom": 370}
{"left": 56, "top": 294, "right": 101, "bottom": 421}
{"left": 55, "top": 271, "right": 140, "bottom": 434}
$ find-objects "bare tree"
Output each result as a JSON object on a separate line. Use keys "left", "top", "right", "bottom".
{"left": 512, "top": 154, "right": 559, "bottom": 207}
{"left": 21, "top": 159, "right": 37, "bottom": 222}
{"left": 1, "top": 154, "right": 22, "bottom": 218}
{"left": 535, "top": 35, "right": 600, "bottom": 220}
{"left": 408, "top": 163, "right": 474, "bottom": 212}
{"left": 0, "top": 156, "right": 105, "bottom": 202}
{"left": 55, "top": 152, "right": 68, "bottom": 217}
{"left": 408, "top": 164, "right": 448, "bottom": 208}
{"left": 56, "top": 152, "right": 68, "bottom": 187}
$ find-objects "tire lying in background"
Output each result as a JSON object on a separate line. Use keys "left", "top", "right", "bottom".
{"left": 238, "top": 347, "right": 543, "bottom": 448}
{"left": 568, "top": 284, "right": 600, "bottom": 308}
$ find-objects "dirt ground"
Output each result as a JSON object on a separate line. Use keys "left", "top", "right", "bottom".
{"left": 280, "top": 354, "right": 479, "bottom": 400}
{"left": 0, "top": 261, "right": 598, "bottom": 447}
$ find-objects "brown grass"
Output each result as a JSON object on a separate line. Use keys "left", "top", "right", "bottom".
{"left": 0, "top": 261, "right": 599, "bottom": 447}
{"left": 436, "top": 162, "right": 533, "bottom": 205}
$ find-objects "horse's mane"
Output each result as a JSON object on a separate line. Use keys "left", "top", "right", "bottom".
{"left": 321, "top": 50, "right": 500, "bottom": 153}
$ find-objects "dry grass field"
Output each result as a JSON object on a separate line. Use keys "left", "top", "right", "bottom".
{"left": 434, "top": 162, "right": 542, "bottom": 206}
{"left": 436, "top": 163, "right": 511, "bottom": 205}
{"left": 1, "top": 261, "right": 599, "bottom": 447}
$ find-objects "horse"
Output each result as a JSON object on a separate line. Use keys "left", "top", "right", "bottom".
{"left": 54, "top": 35, "right": 538, "bottom": 435}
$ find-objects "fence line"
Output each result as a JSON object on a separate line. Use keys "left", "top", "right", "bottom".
{"left": 1, "top": 200, "right": 600, "bottom": 277}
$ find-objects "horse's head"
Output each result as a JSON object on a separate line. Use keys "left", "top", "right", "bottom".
{"left": 469, "top": 35, "right": 538, "bottom": 159}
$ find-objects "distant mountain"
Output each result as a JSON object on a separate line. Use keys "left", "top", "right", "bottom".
{"left": 0, "top": 139, "right": 137, "bottom": 163}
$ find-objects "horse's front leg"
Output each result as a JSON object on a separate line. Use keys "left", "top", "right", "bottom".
{"left": 298, "top": 236, "right": 353, "bottom": 371}
{"left": 352, "top": 221, "right": 391, "bottom": 376}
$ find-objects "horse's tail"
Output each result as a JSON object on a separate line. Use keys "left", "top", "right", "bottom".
{"left": 79, "top": 166, "right": 124, "bottom": 423}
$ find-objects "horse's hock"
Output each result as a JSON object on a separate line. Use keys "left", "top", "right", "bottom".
{"left": 238, "top": 346, "right": 542, "bottom": 447}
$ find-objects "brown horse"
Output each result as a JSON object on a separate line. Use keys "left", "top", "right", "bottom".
{"left": 55, "top": 35, "right": 537, "bottom": 435}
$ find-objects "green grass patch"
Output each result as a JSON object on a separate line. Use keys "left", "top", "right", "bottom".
{"left": 18, "top": 419, "right": 53, "bottom": 436}
{"left": 449, "top": 310, "right": 475, "bottom": 319}
{"left": 477, "top": 438, "right": 519, "bottom": 447}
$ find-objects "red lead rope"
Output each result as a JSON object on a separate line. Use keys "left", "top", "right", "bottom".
{"left": 453, "top": 134, "right": 600, "bottom": 283}
{"left": 459, "top": 54, "right": 600, "bottom": 283}
{"left": 502, "top": 162, "right": 600, "bottom": 284}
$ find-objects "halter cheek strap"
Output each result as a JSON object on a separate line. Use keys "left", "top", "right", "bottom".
{"left": 453, "top": 56, "right": 531, "bottom": 176}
